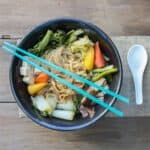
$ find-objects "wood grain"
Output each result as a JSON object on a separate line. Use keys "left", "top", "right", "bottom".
{"left": 0, "top": 0, "right": 150, "bottom": 149}
{"left": 0, "top": 39, "right": 16, "bottom": 102}
{"left": 1, "top": 103, "right": 150, "bottom": 150}
{"left": 0, "top": 0, "right": 150, "bottom": 36}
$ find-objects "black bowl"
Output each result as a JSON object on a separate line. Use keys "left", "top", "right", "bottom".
{"left": 10, "top": 18, "right": 123, "bottom": 131}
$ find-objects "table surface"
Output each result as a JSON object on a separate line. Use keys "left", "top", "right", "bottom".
{"left": 0, "top": 0, "right": 150, "bottom": 150}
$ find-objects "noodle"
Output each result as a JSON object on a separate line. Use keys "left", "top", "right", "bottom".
{"left": 42, "top": 47, "right": 88, "bottom": 102}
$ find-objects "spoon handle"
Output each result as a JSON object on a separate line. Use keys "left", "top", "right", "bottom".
{"left": 133, "top": 73, "right": 143, "bottom": 105}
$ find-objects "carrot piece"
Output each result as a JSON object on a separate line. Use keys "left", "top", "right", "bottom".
{"left": 35, "top": 72, "right": 49, "bottom": 83}
{"left": 94, "top": 42, "right": 105, "bottom": 68}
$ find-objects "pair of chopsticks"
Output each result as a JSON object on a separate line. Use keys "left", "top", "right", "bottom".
{"left": 2, "top": 42, "right": 129, "bottom": 117}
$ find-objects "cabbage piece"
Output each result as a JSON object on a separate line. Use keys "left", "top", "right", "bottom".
{"left": 56, "top": 100, "right": 76, "bottom": 111}
{"left": 20, "top": 57, "right": 35, "bottom": 84}
{"left": 69, "top": 36, "right": 93, "bottom": 56}
{"left": 65, "top": 29, "right": 84, "bottom": 45}
{"left": 31, "top": 95, "right": 57, "bottom": 116}
{"left": 20, "top": 57, "right": 34, "bottom": 76}
{"left": 52, "top": 110, "right": 75, "bottom": 120}
{"left": 46, "top": 94, "right": 57, "bottom": 111}
{"left": 23, "top": 76, "right": 34, "bottom": 84}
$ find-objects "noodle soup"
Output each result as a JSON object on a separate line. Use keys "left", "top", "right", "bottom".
{"left": 20, "top": 29, "right": 118, "bottom": 121}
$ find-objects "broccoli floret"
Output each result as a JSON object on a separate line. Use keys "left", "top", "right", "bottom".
{"left": 65, "top": 29, "right": 84, "bottom": 45}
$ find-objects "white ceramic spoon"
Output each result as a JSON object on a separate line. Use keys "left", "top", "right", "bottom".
{"left": 127, "top": 45, "right": 148, "bottom": 105}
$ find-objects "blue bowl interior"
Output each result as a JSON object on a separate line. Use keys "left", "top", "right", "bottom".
{"left": 10, "top": 19, "right": 122, "bottom": 131}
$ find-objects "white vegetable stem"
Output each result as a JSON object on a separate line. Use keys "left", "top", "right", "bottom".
{"left": 56, "top": 101, "right": 76, "bottom": 111}
{"left": 31, "top": 95, "right": 57, "bottom": 115}
{"left": 52, "top": 110, "right": 75, "bottom": 120}
{"left": 20, "top": 58, "right": 35, "bottom": 84}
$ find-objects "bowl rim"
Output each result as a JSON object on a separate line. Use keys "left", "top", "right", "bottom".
{"left": 9, "top": 18, "right": 123, "bottom": 131}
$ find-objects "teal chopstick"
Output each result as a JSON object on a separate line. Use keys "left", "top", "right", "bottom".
{"left": 4, "top": 42, "right": 129, "bottom": 104}
{"left": 2, "top": 45, "right": 123, "bottom": 117}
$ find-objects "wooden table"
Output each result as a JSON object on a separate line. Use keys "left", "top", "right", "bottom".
{"left": 0, "top": 0, "right": 150, "bottom": 150}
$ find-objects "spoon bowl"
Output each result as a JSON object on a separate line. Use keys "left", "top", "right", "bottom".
{"left": 127, "top": 44, "right": 148, "bottom": 105}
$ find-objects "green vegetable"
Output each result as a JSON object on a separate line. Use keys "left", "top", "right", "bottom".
{"left": 29, "top": 30, "right": 53, "bottom": 56}
{"left": 92, "top": 68, "right": 118, "bottom": 82}
{"left": 50, "top": 30, "right": 66, "bottom": 47}
{"left": 73, "top": 95, "right": 82, "bottom": 113}
{"left": 40, "top": 111, "right": 49, "bottom": 117}
{"left": 69, "top": 36, "right": 93, "bottom": 56}
{"left": 105, "top": 74, "right": 113, "bottom": 83}
{"left": 29, "top": 29, "right": 86, "bottom": 56}
{"left": 65, "top": 29, "right": 84, "bottom": 45}
{"left": 31, "top": 94, "right": 57, "bottom": 116}
{"left": 56, "top": 101, "right": 76, "bottom": 111}
{"left": 31, "top": 95, "right": 53, "bottom": 116}
{"left": 92, "top": 65, "right": 114, "bottom": 73}
{"left": 52, "top": 110, "right": 75, "bottom": 120}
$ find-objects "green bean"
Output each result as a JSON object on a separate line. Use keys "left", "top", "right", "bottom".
{"left": 92, "top": 68, "right": 118, "bottom": 82}
{"left": 92, "top": 65, "right": 114, "bottom": 73}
